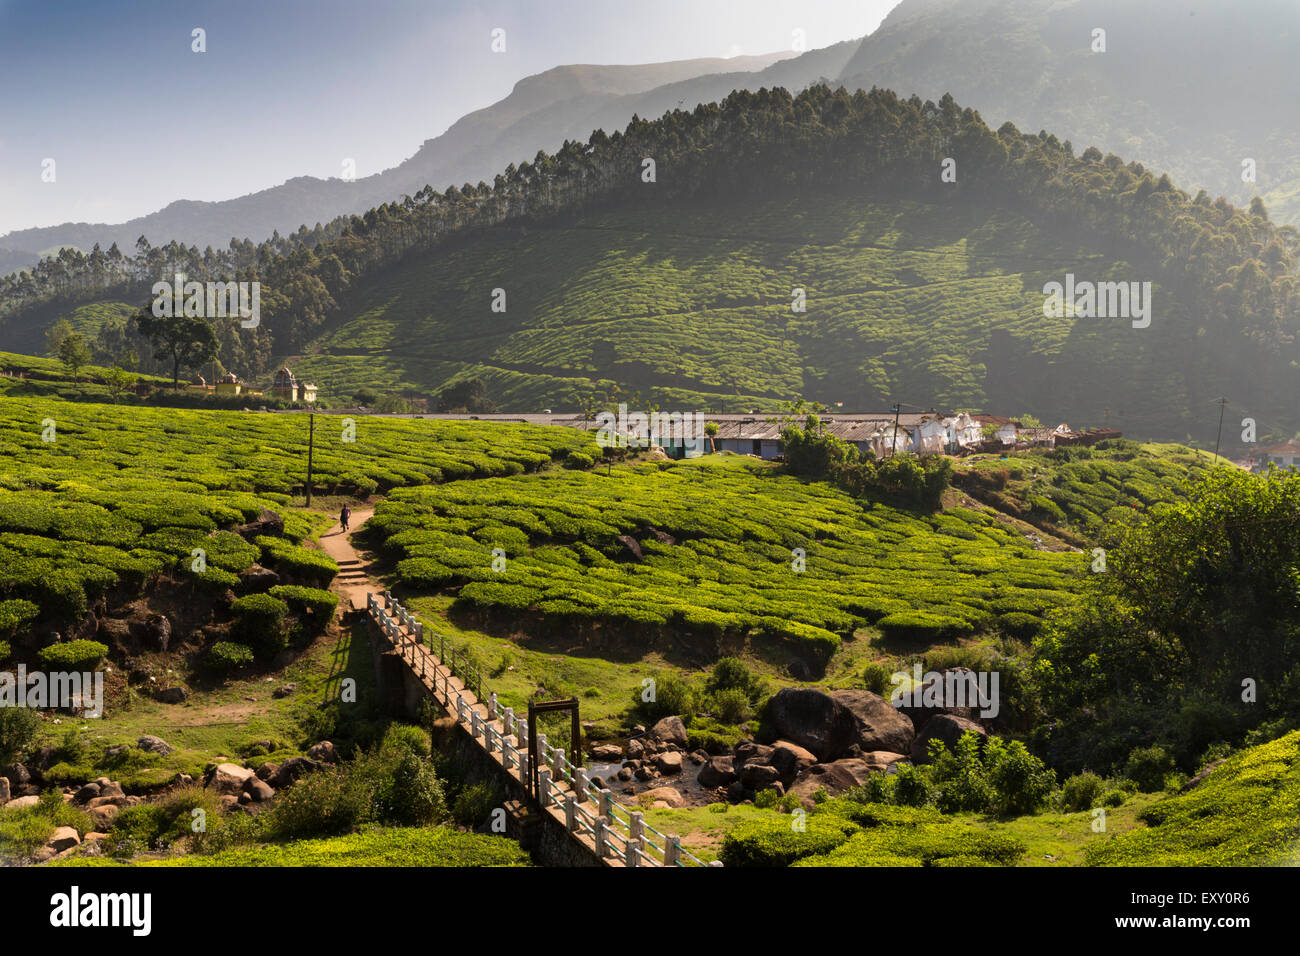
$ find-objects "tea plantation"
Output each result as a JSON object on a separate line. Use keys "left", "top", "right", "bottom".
{"left": 0, "top": 394, "right": 597, "bottom": 633}
{"left": 294, "top": 193, "right": 1135, "bottom": 420}
{"left": 372, "top": 453, "right": 1088, "bottom": 661}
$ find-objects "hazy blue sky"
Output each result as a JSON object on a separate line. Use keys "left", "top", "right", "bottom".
{"left": 0, "top": 0, "right": 902, "bottom": 237}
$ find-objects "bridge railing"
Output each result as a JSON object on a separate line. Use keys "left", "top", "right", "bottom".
{"left": 368, "top": 590, "right": 717, "bottom": 868}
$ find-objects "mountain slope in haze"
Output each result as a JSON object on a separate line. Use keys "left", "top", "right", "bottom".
{"left": 1, "top": 48, "right": 861, "bottom": 267}
{"left": 838, "top": 0, "right": 1300, "bottom": 223}
{"left": 8, "top": 86, "right": 1295, "bottom": 446}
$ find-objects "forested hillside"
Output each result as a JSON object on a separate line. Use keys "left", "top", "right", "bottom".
{"left": 839, "top": 0, "right": 1300, "bottom": 224}
{"left": 3, "top": 85, "right": 1296, "bottom": 441}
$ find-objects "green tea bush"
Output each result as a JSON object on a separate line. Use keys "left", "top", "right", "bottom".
{"left": 37, "top": 640, "right": 108, "bottom": 669}
{"left": 719, "top": 813, "right": 857, "bottom": 867}
{"left": 269, "top": 585, "right": 340, "bottom": 623}
{"left": 0, "top": 599, "right": 39, "bottom": 635}
{"left": 203, "top": 641, "right": 255, "bottom": 676}
{"left": 231, "top": 593, "right": 290, "bottom": 656}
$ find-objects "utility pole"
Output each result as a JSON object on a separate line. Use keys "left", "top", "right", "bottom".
{"left": 891, "top": 402, "right": 901, "bottom": 458}
{"left": 1212, "top": 397, "right": 1228, "bottom": 463}
{"left": 305, "top": 412, "right": 315, "bottom": 506}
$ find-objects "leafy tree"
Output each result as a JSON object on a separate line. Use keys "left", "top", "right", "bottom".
{"left": 436, "top": 377, "right": 495, "bottom": 413}
{"left": 103, "top": 366, "right": 136, "bottom": 403}
{"left": 57, "top": 332, "right": 92, "bottom": 383}
{"left": 45, "top": 318, "right": 74, "bottom": 356}
{"left": 134, "top": 309, "right": 219, "bottom": 389}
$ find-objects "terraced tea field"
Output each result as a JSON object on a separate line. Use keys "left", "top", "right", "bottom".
{"left": 0, "top": 395, "right": 596, "bottom": 634}
{"left": 296, "top": 193, "right": 1161, "bottom": 426}
{"left": 371, "top": 454, "right": 1088, "bottom": 664}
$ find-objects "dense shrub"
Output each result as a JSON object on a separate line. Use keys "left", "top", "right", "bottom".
{"left": 0, "top": 708, "right": 41, "bottom": 764}
{"left": 860, "top": 661, "right": 897, "bottom": 696}
{"left": 705, "top": 657, "right": 765, "bottom": 705}
{"left": 633, "top": 673, "right": 697, "bottom": 720}
{"left": 1059, "top": 771, "right": 1105, "bottom": 812}
{"left": 451, "top": 782, "right": 497, "bottom": 828}
{"left": 1125, "top": 745, "right": 1175, "bottom": 793}
{"left": 710, "top": 688, "right": 750, "bottom": 723}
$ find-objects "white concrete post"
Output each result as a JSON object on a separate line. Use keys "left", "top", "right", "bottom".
{"left": 575, "top": 768, "right": 589, "bottom": 804}
{"left": 456, "top": 694, "right": 467, "bottom": 722}
{"left": 564, "top": 794, "right": 576, "bottom": 833}
{"left": 594, "top": 818, "right": 606, "bottom": 858}
{"left": 538, "top": 769, "right": 551, "bottom": 807}
{"left": 504, "top": 707, "right": 514, "bottom": 738}
{"left": 471, "top": 709, "right": 482, "bottom": 739}
{"left": 596, "top": 788, "right": 610, "bottom": 819}
{"left": 488, "top": 692, "right": 498, "bottom": 720}
{"left": 629, "top": 811, "right": 644, "bottom": 849}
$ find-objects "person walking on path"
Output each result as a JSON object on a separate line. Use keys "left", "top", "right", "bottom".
{"left": 340, "top": 504, "right": 351, "bottom": 532}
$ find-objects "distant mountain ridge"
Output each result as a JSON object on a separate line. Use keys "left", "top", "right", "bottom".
{"left": 0, "top": 47, "right": 862, "bottom": 267}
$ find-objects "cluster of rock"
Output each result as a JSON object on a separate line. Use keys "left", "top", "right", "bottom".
{"left": 0, "top": 773, "right": 143, "bottom": 863}
{"left": 585, "top": 675, "right": 991, "bottom": 811}
{"left": 1, "top": 736, "right": 338, "bottom": 863}
{"left": 707, "top": 682, "right": 989, "bottom": 807}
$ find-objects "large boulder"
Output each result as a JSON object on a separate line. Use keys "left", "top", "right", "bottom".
{"left": 861, "top": 751, "right": 910, "bottom": 774}
{"left": 830, "top": 690, "right": 916, "bottom": 756}
{"left": 639, "top": 786, "right": 685, "bottom": 809}
{"left": 647, "top": 716, "right": 688, "bottom": 749}
{"left": 307, "top": 741, "right": 337, "bottom": 763}
{"left": 235, "top": 508, "right": 284, "bottom": 540}
{"left": 0, "top": 777, "right": 8, "bottom": 804}
{"left": 48, "top": 826, "right": 81, "bottom": 853}
{"left": 1, "top": 763, "right": 30, "bottom": 789}
{"left": 238, "top": 564, "right": 280, "bottom": 593}
{"left": 788, "top": 758, "right": 876, "bottom": 808}
{"left": 697, "top": 756, "right": 737, "bottom": 789}
{"left": 768, "top": 741, "right": 818, "bottom": 782}
{"left": 73, "top": 783, "right": 101, "bottom": 805}
{"left": 765, "top": 688, "right": 856, "bottom": 760}
{"left": 207, "top": 762, "right": 255, "bottom": 795}
{"left": 154, "top": 687, "right": 188, "bottom": 705}
{"left": 243, "top": 777, "right": 275, "bottom": 802}
{"left": 88, "top": 804, "right": 119, "bottom": 831}
{"left": 138, "top": 734, "right": 174, "bottom": 756}
{"left": 269, "top": 756, "right": 322, "bottom": 789}
{"left": 739, "top": 762, "right": 781, "bottom": 790}
{"left": 2, "top": 795, "right": 39, "bottom": 812}
{"left": 910, "top": 714, "right": 987, "bottom": 764}
{"left": 653, "top": 752, "right": 683, "bottom": 775}
{"left": 590, "top": 744, "right": 622, "bottom": 762}
{"left": 894, "top": 667, "right": 987, "bottom": 730}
